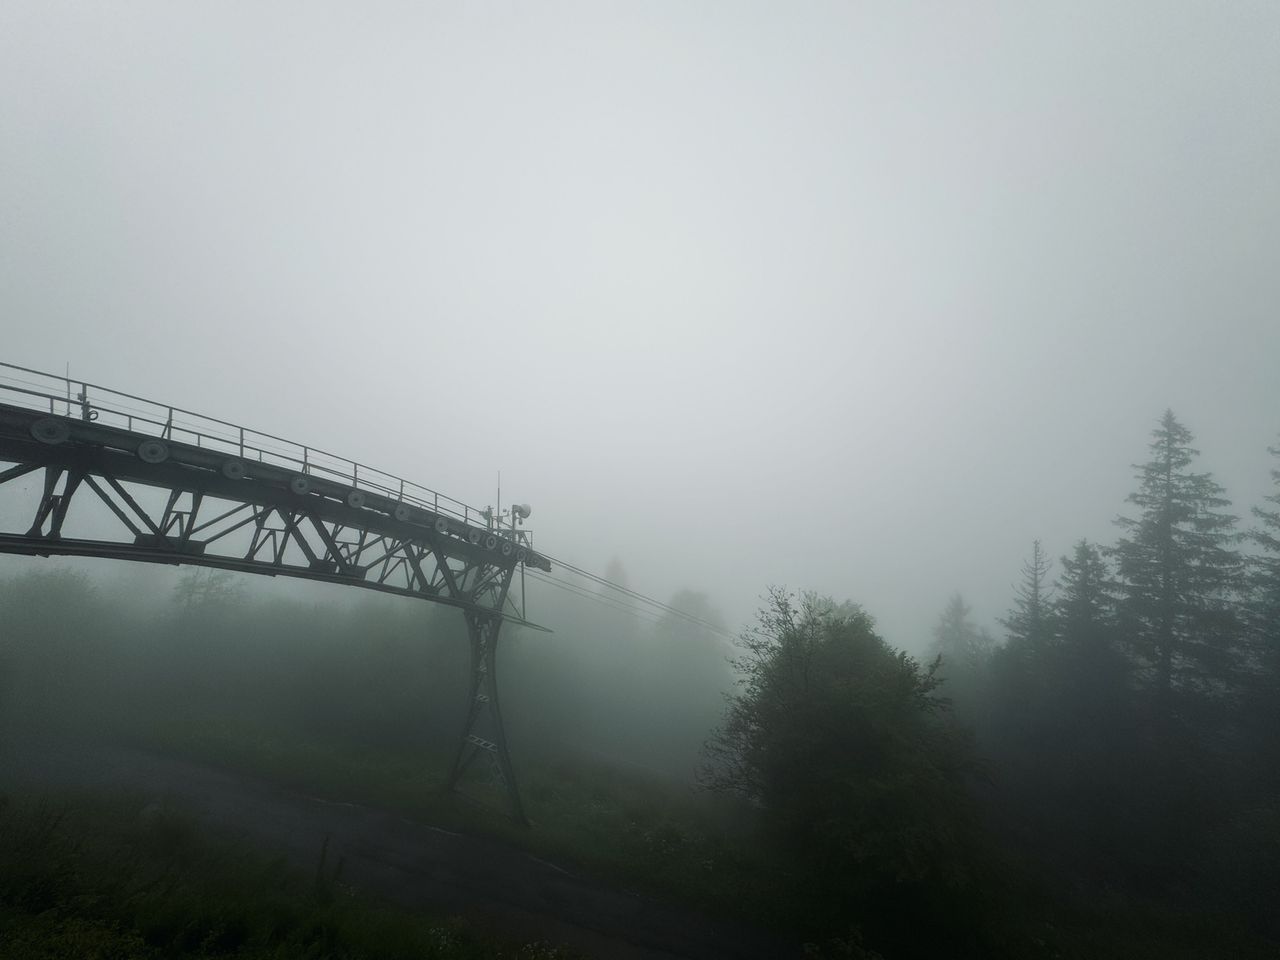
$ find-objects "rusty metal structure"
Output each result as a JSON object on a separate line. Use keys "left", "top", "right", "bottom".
{"left": 0, "top": 361, "right": 542, "bottom": 822}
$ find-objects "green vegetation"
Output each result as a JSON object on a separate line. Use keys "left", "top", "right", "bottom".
{"left": 970, "top": 412, "right": 1280, "bottom": 957}
{"left": 2, "top": 409, "right": 1280, "bottom": 958}
{"left": 703, "top": 590, "right": 989, "bottom": 952}
{"left": 0, "top": 791, "right": 576, "bottom": 959}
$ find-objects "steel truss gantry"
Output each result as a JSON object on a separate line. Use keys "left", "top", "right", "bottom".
{"left": 0, "top": 364, "right": 546, "bottom": 823}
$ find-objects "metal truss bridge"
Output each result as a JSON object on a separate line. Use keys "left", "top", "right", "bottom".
{"left": 0, "top": 361, "right": 546, "bottom": 822}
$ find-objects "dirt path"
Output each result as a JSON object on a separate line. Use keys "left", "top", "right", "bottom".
{"left": 0, "top": 736, "right": 793, "bottom": 960}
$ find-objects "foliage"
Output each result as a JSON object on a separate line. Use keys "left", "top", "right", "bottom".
{"left": 983, "top": 540, "right": 1143, "bottom": 880}
{"left": 0, "top": 791, "right": 578, "bottom": 959}
{"left": 7, "top": 400, "right": 1280, "bottom": 958}
{"left": 173, "top": 567, "right": 241, "bottom": 612}
{"left": 963, "top": 414, "right": 1280, "bottom": 951}
{"left": 705, "top": 589, "right": 989, "bottom": 947}
{"left": 1247, "top": 438, "right": 1280, "bottom": 692}
{"left": 999, "top": 540, "right": 1053, "bottom": 653}
{"left": 1112, "top": 410, "right": 1244, "bottom": 704}
{"left": 931, "top": 594, "right": 995, "bottom": 670}
{"left": 1054, "top": 539, "right": 1116, "bottom": 646}
{"left": 928, "top": 594, "right": 995, "bottom": 726}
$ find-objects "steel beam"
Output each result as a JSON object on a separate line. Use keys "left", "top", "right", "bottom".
{"left": 0, "top": 400, "right": 548, "bottom": 820}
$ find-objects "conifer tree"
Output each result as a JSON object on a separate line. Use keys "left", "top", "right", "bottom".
{"left": 1112, "top": 410, "right": 1243, "bottom": 706}
{"left": 929, "top": 594, "right": 995, "bottom": 718}
{"left": 1054, "top": 540, "right": 1115, "bottom": 649}
{"left": 1051, "top": 539, "right": 1131, "bottom": 716}
{"left": 932, "top": 594, "right": 994, "bottom": 668}
{"left": 1244, "top": 438, "right": 1280, "bottom": 770}
{"left": 1248, "top": 438, "right": 1280, "bottom": 664}
{"left": 1000, "top": 540, "right": 1054, "bottom": 652}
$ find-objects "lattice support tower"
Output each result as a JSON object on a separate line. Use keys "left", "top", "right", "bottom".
{"left": 446, "top": 611, "right": 527, "bottom": 824}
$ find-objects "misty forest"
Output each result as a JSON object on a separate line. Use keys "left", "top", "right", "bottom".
{"left": 4, "top": 411, "right": 1279, "bottom": 958}
{"left": 3, "top": 3, "right": 1280, "bottom": 959}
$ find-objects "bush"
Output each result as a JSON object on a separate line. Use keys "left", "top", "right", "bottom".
{"left": 704, "top": 589, "right": 992, "bottom": 950}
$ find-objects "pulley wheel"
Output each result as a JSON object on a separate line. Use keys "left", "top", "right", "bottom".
{"left": 221, "top": 460, "right": 247, "bottom": 480}
{"left": 433, "top": 517, "right": 449, "bottom": 535}
{"left": 30, "top": 418, "right": 70, "bottom": 445}
{"left": 138, "top": 439, "right": 169, "bottom": 464}
{"left": 393, "top": 503, "right": 412, "bottom": 522}
{"left": 289, "top": 475, "right": 311, "bottom": 495}
{"left": 346, "top": 490, "right": 366, "bottom": 509}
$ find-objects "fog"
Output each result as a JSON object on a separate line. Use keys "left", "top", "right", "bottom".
{"left": 5, "top": 5, "right": 1280, "bottom": 957}
{"left": 3, "top": 2, "right": 1278, "bottom": 647}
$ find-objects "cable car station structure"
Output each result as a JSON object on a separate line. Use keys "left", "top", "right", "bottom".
{"left": 0, "top": 361, "right": 544, "bottom": 823}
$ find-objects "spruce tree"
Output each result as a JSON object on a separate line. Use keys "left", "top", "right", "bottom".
{"left": 1244, "top": 439, "right": 1280, "bottom": 779}
{"left": 1055, "top": 540, "right": 1115, "bottom": 650}
{"left": 988, "top": 544, "right": 1057, "bottom": 800}
{"left": 1000, "top": 540, "right": 1054, "bottom": 653}
{"left": 930, "top": 594, "right": 994, "bottom": 718}
{"left": 1052, "top": 538, "right": 1130, "bottom": 718}
{"left": 1248, "top": 438, "right": 1280, "bottom": 664}
{"left": 1112, "top": 410, "right": 1243, "bottom": 707}
{"left": 932, "top": 594, "right": 994, "bottom": 668}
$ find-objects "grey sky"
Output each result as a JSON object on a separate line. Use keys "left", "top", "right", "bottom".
{"left": 3, "top": 1, "right": 1278, "bottom": 649}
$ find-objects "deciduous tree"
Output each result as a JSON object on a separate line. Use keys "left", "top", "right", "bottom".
{"left": 705, "top": 589, "right": 983, "bottom": 898}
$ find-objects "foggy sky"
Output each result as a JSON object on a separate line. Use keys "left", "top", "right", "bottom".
{"left": 3, "top": 2, "right": 1279, "bottom": 650}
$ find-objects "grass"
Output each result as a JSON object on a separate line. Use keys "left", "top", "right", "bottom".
{"left": 42, "top": 712, "right": 1280, "bottom": 959}
{"left": 0, "top": 789, "right": 580, "bottom": 960}
{"left": 110, "top": 708, "right": 778, "bottom": 925}
{"left": 5, "top": 607, "right": 1276, "bottom": 960}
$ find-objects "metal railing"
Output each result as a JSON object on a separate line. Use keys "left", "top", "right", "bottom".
{"left": 0, "top": 360, "right": 488, "bottom": 527}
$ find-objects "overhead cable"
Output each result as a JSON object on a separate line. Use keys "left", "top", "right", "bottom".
{"left": 523, "top": 570, "right": 667, "bottom": 628}
{"left": 533, "top": 554, "right": 734, "bottom": 638}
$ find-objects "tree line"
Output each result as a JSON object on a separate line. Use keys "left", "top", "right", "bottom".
{"left": 703, "top": 409, "right": 1280, "bottom": 957}
{"left": 2, "top": 407, "right": 1277, "bottom": 957}
{"left": 966, "top": 410, "right": 1280, "bottom": 937}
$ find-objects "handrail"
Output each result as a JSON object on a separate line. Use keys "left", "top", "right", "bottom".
{"left": 0, "top": 361, "right": 485, "bottom": 527}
